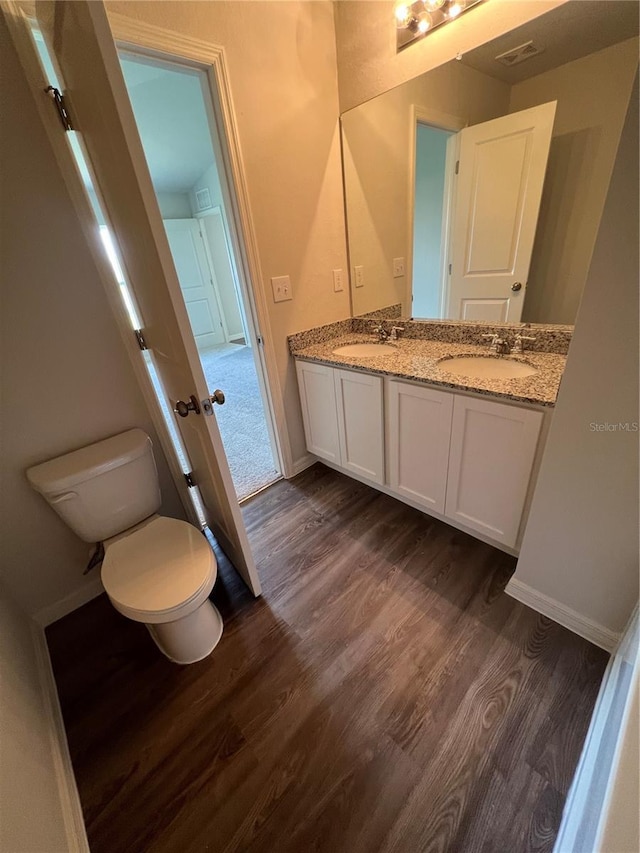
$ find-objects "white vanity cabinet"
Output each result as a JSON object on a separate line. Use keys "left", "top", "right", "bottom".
{"left": 445, "top": 395, "right": 543, "bottom": 547}
{"left": 295, "top": 361, "right": 341, "bottom": 464}
{"left": 295, "top": 361, "right": 384, "bottom": 481}
{"left": 295, "top": 359, "right": 545, "bottom": 552}
{"left": 334, "top": 368, "right": 385, "bottom": 484}
{"left": 387, "top": 380, "right": 453, "bottom": 514}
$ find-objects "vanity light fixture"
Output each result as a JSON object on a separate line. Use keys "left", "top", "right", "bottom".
{"left": 396, "top": 0, "right": 485, "bottom": 51}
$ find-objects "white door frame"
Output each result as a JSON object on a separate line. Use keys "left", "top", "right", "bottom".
{"left": 407, "top": 105, "right": 464, "bottom": 319}
{"left": 109, "top": 12, "right": 291, "bottom": 478}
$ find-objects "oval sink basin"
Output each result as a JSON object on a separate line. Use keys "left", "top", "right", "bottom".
{"left": 332, "top": 343, "right": 397, "bottom": 357}
{"left": 437, "top": 356, "right": 537, "bottom": 379}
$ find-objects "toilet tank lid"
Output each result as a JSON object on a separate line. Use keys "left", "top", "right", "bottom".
{"left": 27, "top": 429, "right": 153, "bottom": 495}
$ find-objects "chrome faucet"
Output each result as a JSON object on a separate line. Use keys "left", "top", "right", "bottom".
{"left": 481, "top": 333, "right": 511, "bottom": 355}
{"left": 513, "top": 333, "right": 536, "bottom": 354}
{"left": 372, "top": 324, "right": 390, "bottom": 342}
{"left": 389, "top": 326, "right": 405, "bottom": 341}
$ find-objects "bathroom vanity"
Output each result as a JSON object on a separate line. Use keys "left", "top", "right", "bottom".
{"left": 291, "top": 322, "right": 568, "bottom": 554}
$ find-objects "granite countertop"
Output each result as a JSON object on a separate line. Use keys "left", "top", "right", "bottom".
{"left": 293, "top": 334, "right": 566, "bottom": 407}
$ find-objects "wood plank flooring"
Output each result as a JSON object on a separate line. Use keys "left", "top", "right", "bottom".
{"left": 46, "top": 463, "right": 608, "bottom": 853}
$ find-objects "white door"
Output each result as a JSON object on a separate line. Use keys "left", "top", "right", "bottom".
{"left": 445, "top": 395, "right": 542, "bottom": 548}
{"left": 199, "top": 210, "right": 246, "bottom": 342}
{"left": 163, "top": 219, "right": 225, "bottom": 350}
{"left": 387, "top": 380, "right": 453, "bottom": 514}
{"left": 448, "top": 102, "right": 556, "bottom": 323}
{"left": 334, "top": 368, "right": 384, "bottom": 485}
{"left": 295, "top": 361, "right": 340, "bottom": 464}
{"left": 27, "top": 0, "right": 260, "bottom": 594}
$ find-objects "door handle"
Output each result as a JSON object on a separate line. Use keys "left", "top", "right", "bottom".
{"left": 201, "top": 390, "right": 225, "bottom": 416}
{"left": 511, "top": 282, "right": 523, "bottom": 292}
{"left": 173, "top": 395, "right": 201, "bottom": 418}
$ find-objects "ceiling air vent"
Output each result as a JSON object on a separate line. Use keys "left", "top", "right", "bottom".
{"left": 495, "top": 40, "right": 543, "bottom": 67}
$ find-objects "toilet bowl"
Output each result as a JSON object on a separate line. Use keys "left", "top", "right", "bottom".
{"left": 26, "top": 429, "right": 223, "bottom": 665}
{"left": 102, "top": 515, "right": 223, "bottom": 664}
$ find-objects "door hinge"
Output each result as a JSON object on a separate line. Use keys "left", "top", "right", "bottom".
{"left": 134, "top": 329, "right": 148, "bottom": 350}
{"left": 45, "top": 86, "right": 74, "bottom": 131}
{"left": 448, "top": 263, "right": 452, "bottom": 275}
{"left": 455, "top": 160, "right": 459, "bottom": 175}
{"left": 184, "top": 472, "right": 196, "bottom": 488}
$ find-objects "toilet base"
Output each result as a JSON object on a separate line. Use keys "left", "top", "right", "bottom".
{"left": 146, "top": 599, "right": 223, "bottom": 664}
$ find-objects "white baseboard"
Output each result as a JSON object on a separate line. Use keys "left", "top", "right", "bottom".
{"left": 34, "top": 575, "right": 105, "bottom": 628}
{"left": 30, "top": 623, "right": 89, "bottom": 853}
{"left": 505, "top": 578, "right": 620, "bottom": 652}
{"left": 289, "top": 453, "right": 316, "bottom": 477}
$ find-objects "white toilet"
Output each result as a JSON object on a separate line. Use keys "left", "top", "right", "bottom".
{"left": 27, "top": 429, "right": 223, "bottom": 665}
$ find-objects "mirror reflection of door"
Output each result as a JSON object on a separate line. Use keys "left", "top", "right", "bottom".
{"left": 412, "top": 102, "right": 556, "bottom": 324}
{"left": 447, "top": 101, "right": 556, "bottom": 323}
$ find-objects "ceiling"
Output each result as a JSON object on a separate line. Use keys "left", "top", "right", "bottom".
{"left": 119, "top": 55, "right": 216, "bottom": 194}
{"left": 460, "top": 0, "right": 639, "bottom": 84}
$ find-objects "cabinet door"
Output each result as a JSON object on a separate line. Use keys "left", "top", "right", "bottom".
{"left": 295, "top": 360, "right": 340, "bottom": 464}
{"left": 334, "top": 369, "right": 385, "bottom": 484}
{"left": 388, "top": 381, "right": 453, "bottom": 514}
{"left": 445, "top": 396, "right": 542, "bottom": 547}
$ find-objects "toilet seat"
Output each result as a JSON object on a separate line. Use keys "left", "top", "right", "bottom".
{"left": 101, "top": 516, "right": 217, "bottom": 624}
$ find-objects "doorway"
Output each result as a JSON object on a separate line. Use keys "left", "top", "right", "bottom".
{"left": 412, "top": 123, "right": 455, "bottom": 319}
{"left": 119, "top": 52, "right": 280, "bottom": 502}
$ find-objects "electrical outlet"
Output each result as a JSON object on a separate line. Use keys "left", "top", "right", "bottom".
{"left": 393, "top": 257, "right": 405, "bottom": 278}
{"left": 271, "top": 275, "right": 292, "bottom": 303}
{"left": 354, "top": 265, "right": 364, "bottom": 288}
{"left": 332, "top": 269, "right": 344, "bottom": 292}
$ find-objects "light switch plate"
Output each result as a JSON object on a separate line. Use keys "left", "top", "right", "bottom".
{"left": 332, "top": 269, "right": 344, "bottom": 292}
{"left": 393, "top": 257, "right": 405, "bottom": 278}
{"left": 354, "top": 265, "right": 364, "bottom": 288}
{"left": 271, "top": 275, "right": 292, "bottom": 303}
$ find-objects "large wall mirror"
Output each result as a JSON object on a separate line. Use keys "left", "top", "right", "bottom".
{"left": 342, "top": 1, "right": 638, "bottom": 325}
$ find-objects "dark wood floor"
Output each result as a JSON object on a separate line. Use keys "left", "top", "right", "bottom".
{"left": 46, "top": 463, "right": 608, "bottom": 853}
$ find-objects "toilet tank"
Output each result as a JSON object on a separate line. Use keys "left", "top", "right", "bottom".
{"left": 27, "top": 429, "right": 162, "bottom": 543}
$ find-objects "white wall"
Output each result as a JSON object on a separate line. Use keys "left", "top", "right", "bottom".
{"left": 107, "top": 1, "right": 351, "bottom": 470}
{"left": 0, "top": 16, "right": 186, "bottom": 620}
{"left": 413, "top": 125, "right": 450, "bottom": 319}
{"left": 334, "top": 0, "right": 568, "bottom": 112}
{"left": 512, "top": 73, "right": 639, "bottom": 641}
{"left": 0, "top": 586, "right": 86, "bottom": 852}
{"left": 157, "top": 191, "right": 192, "bottom": 218}
{"left": 511, "top": 38, "right": 638, "bottom": 324}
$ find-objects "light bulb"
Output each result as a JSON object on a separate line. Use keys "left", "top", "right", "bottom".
{"left": 394, "top": 2, "right": 412, "bottom": 26}
{"left": 425, "top": 0, "right": 445, "bottom": 10}
{"left": 448, "top": 2, "right": 463, "bottom": 17}
{"left": 417, "top": 11, "right": 433, "bottom": 32}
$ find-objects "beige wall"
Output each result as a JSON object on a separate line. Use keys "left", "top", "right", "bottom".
{"left": 107, "top": 1, "right": 351, "bottom": 469}
{"left": 0, "top": 586, "right": 84, "bottom": 852}
{"left": 343, "top": 61, "right": 510, "bottom": 315}
{"left": 0, "top": 16, "right": 185, "bottom": 619}
{"left": 512, "top": 37, "right": 638, "bottom": 324}
{"left": 334, "top": 0, "right": 568, "bottom": 112}
{"left": 514, "top": 74, "right": 639, "bottom": 636}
